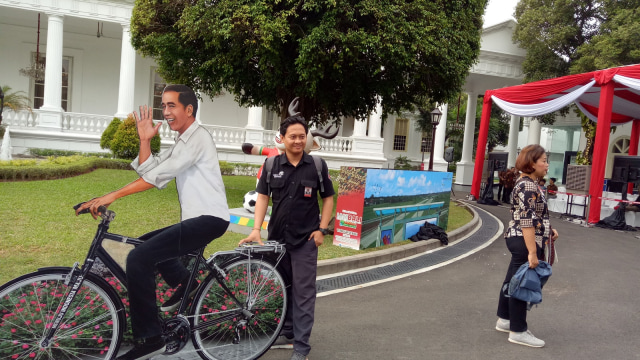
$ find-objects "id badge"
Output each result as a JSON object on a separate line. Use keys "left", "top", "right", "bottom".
{"left": 304, "top": 186, "right": 312, "bottom": 197}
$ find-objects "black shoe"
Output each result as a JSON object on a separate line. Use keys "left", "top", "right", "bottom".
{"left": 116, "top": 335, "right": 166, "bottom": 360}
{"left": 160, "top": 281, "right": 198, "bottom": 312}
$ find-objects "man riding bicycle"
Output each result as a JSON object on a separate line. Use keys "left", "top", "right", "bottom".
{"left": 76, "top": 84, "right": 230, "bottom": 360}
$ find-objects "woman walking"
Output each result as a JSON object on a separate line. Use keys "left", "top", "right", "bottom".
{"left": 495, "top": 144, "right": 559, "bottom": 348}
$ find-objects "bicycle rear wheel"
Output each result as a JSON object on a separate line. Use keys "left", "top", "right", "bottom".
{"left": 190, "top": 258, "right": 287, "bottom": 360}
{"left": 0, "top": 268, "right": 125, "bottom": 359}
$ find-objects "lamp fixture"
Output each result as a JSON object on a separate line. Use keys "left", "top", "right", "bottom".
{"left": 18, "top": 13, "right": 45, "bottom": 81}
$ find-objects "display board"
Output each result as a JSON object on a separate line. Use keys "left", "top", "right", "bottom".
{"left": 333, "top": 168, "right": 453, "bottom": 250}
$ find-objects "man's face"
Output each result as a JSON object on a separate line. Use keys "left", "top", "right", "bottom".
{"left": 162, "top": 91, "right": 193, "bottom": 134}
{"left": 283, "top": 123, "right": 307, "bottom": 156}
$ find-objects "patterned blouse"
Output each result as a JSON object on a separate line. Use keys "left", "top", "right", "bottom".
{"left": 504, "top": 175, "right": 551, "bottom": 248}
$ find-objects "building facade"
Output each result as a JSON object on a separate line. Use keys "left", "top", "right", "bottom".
{"left": 3, "top": 1, "right": 627, "bottom": 185}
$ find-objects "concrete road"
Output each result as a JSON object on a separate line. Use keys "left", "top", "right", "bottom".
{"left": 261, "top": 202, "right": 640, "bottom": 360}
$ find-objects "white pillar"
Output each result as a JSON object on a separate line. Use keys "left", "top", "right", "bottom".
{"left": 350, "top": 100, "right": 385, "bottom": 160}
{"left": 431, "top": 103, "right": 449, "bottom": 171}
{"left": 368, "top": 101, "right": 382, "bottom": 138}
{"left": 353, "top": 117, "right": 368, "bottom": 137}
{"left": 507, "top": 114, "right": 520, "bottom": 168}
{"left": 115, "top": 24, "right": 137, "bottom": 118}
{"left": 38, "top": 13, "right": 64, "bottom": 129}
{"left": 527, "top": 117, "right": 541, "bottom": 145}
{"left": 244, "top": 106, "right": 264, "bottom": 145}
{"left": 455, "top": 92, "right": 478, "bottom": 184}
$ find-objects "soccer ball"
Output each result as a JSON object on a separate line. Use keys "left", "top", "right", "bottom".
{"left": 243, "top": 190, "right": 259, "bottom": 213}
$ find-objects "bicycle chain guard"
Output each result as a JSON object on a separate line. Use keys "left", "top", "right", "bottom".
{"left": 162, "top": 316, "right": 191, "bottom": 355}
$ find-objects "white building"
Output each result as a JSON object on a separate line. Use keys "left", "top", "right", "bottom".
{"left": 2, "top": 1, "right": 629, "bottom": 185}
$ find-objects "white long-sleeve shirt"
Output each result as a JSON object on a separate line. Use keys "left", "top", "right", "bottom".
{"left": 131, "top": 121, "right": 229, "bottom": 222}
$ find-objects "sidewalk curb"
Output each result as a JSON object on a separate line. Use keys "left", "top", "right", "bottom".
{"left": 317, "top": 201, "right": 479, "bottom": 276}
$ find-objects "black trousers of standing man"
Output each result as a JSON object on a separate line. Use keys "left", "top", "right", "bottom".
{"left": 278, "top": 239, "right": 318, "bottom": 356}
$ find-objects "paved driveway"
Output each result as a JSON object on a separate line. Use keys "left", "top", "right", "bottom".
{"left": 261, "top": 202, "right": 640, "bottom": 360}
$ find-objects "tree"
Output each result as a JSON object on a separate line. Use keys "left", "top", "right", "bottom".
{"left": 407, "top": 92, "right": 510, "bottom": 163}
{"left": 513, "top": 0, "right": 640, "bottom": 163}
{"left": 1, "top": 85, "right": 31, "bottom": 125}
{"left": 131, "top": 0, "right": 488, "bottom": 125}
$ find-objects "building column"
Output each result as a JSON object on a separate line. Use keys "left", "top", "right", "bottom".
{"left": 351, "top": 100, "right": 385, "bottom": 162}
{"left": 38, "top": 13, "right": 64, "bottom": 129}
{"left": 507, "top": 114, "right": 520, "bottom": 168}
{"left": 367, "top": 101, "right": 382, "bottom": 138}
{"left": 115, "top": 24, "right": 137, "bottom": 119}
{"left": 431, "top": 103, "right": 449, "bottom": 171}
{"left": 244, "top": 106, "right": 264, "bottom": 145}
{"left": 352, "top": 116, "right": 368, "bottom": 137}
{"left": 527, "top": 117, "right": 542, "bottom": 145}
{"left": 455, "top": 92, "right": 477, "bottom": 184}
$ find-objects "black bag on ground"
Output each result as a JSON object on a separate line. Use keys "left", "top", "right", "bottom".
{"left": 596, "top": 205, "right": 636, "bottom": 231}
{"left": 409, "top": 221, "right": 449, "bottom": 245}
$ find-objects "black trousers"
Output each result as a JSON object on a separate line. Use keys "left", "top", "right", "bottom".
{"left": 126, "top": 215, "right": 229, "bottom": 339}
{"left": 502, "top": 187, "right": 513, "bottom": 203}
{"left": 496, "top": 236, "right": 543, "bottom": 332}
{"left": 279, "top": 239, "right": 318, "bottom": 356}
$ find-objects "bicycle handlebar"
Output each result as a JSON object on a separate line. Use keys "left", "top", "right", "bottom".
{"left": 73, "top": 202, "right": 115, "bottom": 222}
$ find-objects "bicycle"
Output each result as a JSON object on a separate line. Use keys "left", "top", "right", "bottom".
{"left": 0, "top": 205, "right": 288, "bottom": 360}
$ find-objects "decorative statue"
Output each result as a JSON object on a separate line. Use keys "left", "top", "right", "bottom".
{"left": 241, "top": 97, "right": 339, "bottom": 181}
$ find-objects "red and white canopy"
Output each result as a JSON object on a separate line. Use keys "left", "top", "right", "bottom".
{"left": 471, "top": 64, "right": 640, "bottom": 223}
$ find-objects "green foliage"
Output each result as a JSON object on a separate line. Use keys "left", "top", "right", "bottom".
{"left": 1, "top": 85, "right": 31, "bottom": 124}
{"left": 131, "top": 0, "right": 488, "bottom": 124}
{"left": 0, "top": 157, "right": 131, "bottom": 181}
{"left": 512, "top": 1, "right": 640, "bottom": 163}
{"left": 394, "top": 155, "right": 415, "bottom": 170}
{"left": 218, "top": 161, "right": 235, "bottom": 176}
{"left": 109, "top": 117, "right": 161, "bottom": 159}
{"left": 101, "top": 118, "right": 122, "bottom": 150}
{"left": 573, "top": 7, "right": 640, "bottom": 74}
{"left": 28, "top": 148, "right": 110, "bottom": 158}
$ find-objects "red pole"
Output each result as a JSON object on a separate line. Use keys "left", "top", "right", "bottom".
{"left": 627, "top": 119, "right": 640, "bottom": 194}
{"left": 587, "top": 81, "right": 614, "bottom": 224}
{"left": 471, "top": 94, "right": 492, "bottom": 199}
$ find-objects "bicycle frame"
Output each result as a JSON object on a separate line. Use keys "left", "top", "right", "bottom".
{"left": 40, "top": 208, "right": 287, "bottom": 351}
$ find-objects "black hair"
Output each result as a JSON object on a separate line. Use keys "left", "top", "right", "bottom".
{"left": 163, "top": 84, "right": 198, "bottom": 118}
{"left": 279, "top": 115, "right": 309, "bottom": 136}
{"left": 550, "top": 177, "right": 557, "bottom": 182}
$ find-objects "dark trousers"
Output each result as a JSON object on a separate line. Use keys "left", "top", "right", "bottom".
{"left": 126, "top": 215, "right": 229, "bottom": 339}
{"left": 497, "top": 184, "right": 504, "bottom": 201}
{"left": 279, "top": 239, "right": 318, "bottom": 356}
{"left": 502, "top": 187, "right": 513, "bottom": 203}
{"left": 496, "top": 236, "right": 543, "bottom": 332}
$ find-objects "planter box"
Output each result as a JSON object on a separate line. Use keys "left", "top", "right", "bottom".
{"left": 566, "top": 164, "right": 591, "bottom": 191}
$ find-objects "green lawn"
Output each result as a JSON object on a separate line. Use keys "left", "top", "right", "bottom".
{"left": 0, "top": 169, "right": 471, "bottom": 284}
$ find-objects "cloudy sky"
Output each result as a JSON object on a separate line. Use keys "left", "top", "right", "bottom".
{"left": 483, "top": 0, "right": 519, "bottom": 27}
{"left": 365, "top": 170, "right": 453, "bottom": 197}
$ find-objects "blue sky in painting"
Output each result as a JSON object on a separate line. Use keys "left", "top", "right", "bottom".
{"left": 364, "top": 170, "right": 453, "bottom": 198}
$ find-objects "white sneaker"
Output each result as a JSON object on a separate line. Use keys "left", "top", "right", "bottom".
{"left": 495, "top": 318, "right": 510, "bottom": 333}
{"left": 509, "top": 330, "right": 545, "bottom": 348}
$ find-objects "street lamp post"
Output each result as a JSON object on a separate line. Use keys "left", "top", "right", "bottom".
{"left": 0, "top": 87, "right": 4, "bottom": 123}
{"left": 428, "top": 108, "right": 442, "bottom": 171}
{"left": 421, "top": 138, "right": 427, "bottom": 170}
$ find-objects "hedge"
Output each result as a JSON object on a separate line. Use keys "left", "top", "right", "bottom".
{"left": 0, "top": 157, "right": 131, "bottom": 181}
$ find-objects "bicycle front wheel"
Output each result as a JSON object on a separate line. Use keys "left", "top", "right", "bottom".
{"left": 0, "top": 268, "right": 125, "bottom": 359}
{"left": 191, "top": 258, "right": 287, "bottom": 360}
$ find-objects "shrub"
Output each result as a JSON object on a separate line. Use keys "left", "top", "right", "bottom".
{"left": 100, "top": 118, "right": 122, "bottom": 150}
{"left": 0, "top": 156, "right": 131, "bottom": 181}
{"left": 29, "top": 148, "right": 110, "bottom": 158}
{"left": 109, "top": 116, "right": 161, "bottom": 160}
{"left": 394, "top": 155, "right": 415, "bottom": 170}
